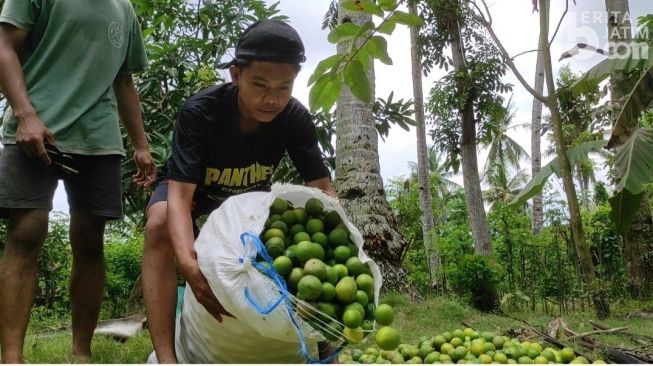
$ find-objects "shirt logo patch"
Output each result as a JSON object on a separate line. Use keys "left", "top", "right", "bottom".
{"left": 204, "top": 163, "right": 274, "bottom": 190}
{"left": 108, "top": 21, "right": 124, "bottom": 48}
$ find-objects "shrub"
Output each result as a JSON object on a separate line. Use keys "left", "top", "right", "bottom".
{"left": 103, "top": 224, "right": 144, "bottom": 318}
{"left": 446, "top": 254, "right": 505, "bottom": 311}
{"left": 35, "top": 214, "right": 73, "bottom": 314}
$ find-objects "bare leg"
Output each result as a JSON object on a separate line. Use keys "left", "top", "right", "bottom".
{"left": 68, "top": 210, "right": 107, "bottom": 360}
{"left": 0, "top": 209, "right": 49, "bottom": 363}
{"left": 142, "top": 202, "right": 178, "bottom": 363}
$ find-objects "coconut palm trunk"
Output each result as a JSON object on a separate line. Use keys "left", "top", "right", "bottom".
{"left": 335, "top": 0, "right": 410, "bottom": 292}
{"left": 408, "top": 1, "right": 439, "bottom": 288}
{"left": 531, "top": 35, "right": 545, "bottom": 234}
{"left": 447, "top": 6, "right": 492, "bottom": 255}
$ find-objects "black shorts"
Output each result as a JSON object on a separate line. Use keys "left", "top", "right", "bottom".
{"left": 146, "top": 179, "right": 275, "bottom": 235}
{"left": 0, "top": 144, "right": 123, "bottom": 220}
{"left": 147, "top": 179, "right": 225, "bottom": 236}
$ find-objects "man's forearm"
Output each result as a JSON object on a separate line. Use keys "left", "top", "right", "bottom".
{"left": 114, "top": 74, "right": 149, "bottom": 150}
{"left": 0, "top": 29, "right": 35, "bottom": 121}
{"left": 318, "top": 342, "right": 339, "bottom": 363}
{"left": 167, "top": 197, "right": 198, "bottom": 268}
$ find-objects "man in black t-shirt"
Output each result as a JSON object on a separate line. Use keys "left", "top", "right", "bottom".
{"left": 142, "top": 20, "right": 336, "bottom": 363}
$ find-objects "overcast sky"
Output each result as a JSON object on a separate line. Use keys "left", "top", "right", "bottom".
{"left": 46, "top": 0, "right": 651, "bottom": 213}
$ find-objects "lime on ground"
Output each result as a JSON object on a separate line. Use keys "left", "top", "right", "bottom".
{"left": 375, "top": 326, "right": 400, "bottom": 350}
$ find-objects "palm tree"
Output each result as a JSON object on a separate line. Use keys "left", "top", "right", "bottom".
{"left": 408, "top": 0, "right": 438, "bottom": 288}
{"left": 481, "top": 98, "right": 531, "bottom": 203}
{"left": 404, "top": 147, "right": 462, "bottom": 290}
{"left": 408, "top": 148, "right": 461, "bottom": 195}
{"left": 334, "top": 0, "right": 409, "bottom": 292}
{"left": 484, "top": 168, "right": 530, "bottom": 204}
{"left": 530, "top": 25, "right": 546, "bottom": 234}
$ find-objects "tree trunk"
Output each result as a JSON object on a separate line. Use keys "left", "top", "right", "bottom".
{"left": 539, "top": 0, "right": 610, "bottom": 318}
{"left": 503, "top": 215, "right": 515, "bottom": 292}
{"left": 448, "top": 18, "right": 492, "bottom": 255}
{"left": 408, "top": 1, "right": 439, "bottom": 288}
{"left": 604, "top": 0, "right": 653, "bottom": 298}
{"left": 335, "top": 1, "right": 410, "bottom": 294}
{"left": 531, "top": 30, "right": 545, "bottom": 234}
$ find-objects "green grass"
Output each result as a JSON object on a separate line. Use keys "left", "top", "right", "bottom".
{"left": 24, "top": 331, "right": 152, "bottom": 364}
{"left": 19, "top": 307, "right": 153, "bottom": 363}
{"left": 13, "top": 295, "right": 653, "bottom": 363}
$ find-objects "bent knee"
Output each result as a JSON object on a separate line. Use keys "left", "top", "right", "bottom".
{"left": 145, "top": 203, "right": 171, "bottom": 249}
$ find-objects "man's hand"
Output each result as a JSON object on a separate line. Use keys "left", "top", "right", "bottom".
{"left": 306, "top": 177, "right": 338, "bottom": 198}
{"left": 132, "top": 147, "right": 157, "bottom": 187}
{"left": 15, "top": 114, "right": 54, "bottom": 165}
{"left": 181, "top": 261, "right": 234, "bottom": 322}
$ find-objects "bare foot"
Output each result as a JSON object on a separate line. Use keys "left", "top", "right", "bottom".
{"left": 69, "top": 353, "right": 90, "bottom": 364}
{"left": 1, "top": 357, "right": 25, "bottom": 364}
{"left": 157, "top": 357, "right": 179, "bottom": 364}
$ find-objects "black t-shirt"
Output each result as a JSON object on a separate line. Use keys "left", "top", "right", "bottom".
{"left": 162, "top": 83, "right": 329, "bottom": 202}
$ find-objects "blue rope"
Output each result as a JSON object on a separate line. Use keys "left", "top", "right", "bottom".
{"left": 239, "top": 232, "right": 343, "bottom": 364}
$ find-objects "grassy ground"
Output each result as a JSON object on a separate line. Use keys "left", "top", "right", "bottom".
{"left": 370, "top": 293, "right": 653, "bottom": 361}
{"left": 14, "top": 294, "right": 653, "bottom": 363}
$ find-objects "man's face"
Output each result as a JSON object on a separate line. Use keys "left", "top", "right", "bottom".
{"left": 230, "top": 61, "right": 298, "bottom": 123}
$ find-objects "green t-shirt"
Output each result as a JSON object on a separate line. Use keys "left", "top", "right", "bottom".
{"left": 0, "top": 0, "right": 148, "bottom": 155}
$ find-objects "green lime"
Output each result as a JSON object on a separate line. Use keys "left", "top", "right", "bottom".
{"left": 272, "top": 255, "right": 293, "bottom": 277}
{"left": 289, "top": 224, "right": 306, "bottom": 236}
{"left": 304, "top": 198, "right": 324, "bottom": 217}
{"left": 297, "top": 275, "right": 322, "bottom": 300}
{"left": 328, "top": 228, "right": 349, "bottom": 247}
{"left": 270, "top": 220, "right": 288, "bottom": 235}
{"left": 312, "top": 232, "right": 328, "bottom": 247}
{"left": 270, "top": 198, "right": 289, "bottom": 215}
{"left": 306, "top": 218, "right": 325, "bottom": 235}
{"left": 293, "top": 232, "right": 311, "bottom": 245}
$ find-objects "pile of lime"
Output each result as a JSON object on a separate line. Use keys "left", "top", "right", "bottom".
{"left": 258, "top": 197, "right": 399, "bottom": 345}
{"left": 341, "top": 327, "right": 606, "bottom": 364}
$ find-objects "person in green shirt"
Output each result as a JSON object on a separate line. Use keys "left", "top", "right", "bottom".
{"left": 0, "top": 0, "right": 156, "bottom": 362}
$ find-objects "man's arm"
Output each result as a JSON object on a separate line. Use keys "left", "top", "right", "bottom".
{"left": 167, "top": 179, "right": 233, "bottom": 322}
{"left": 0, "top": 23, "right": 52, "bottom": 163}
{"left": 318, "top": 342, "right": 339, "bottom": 363}
{"left": 113, "top": 72, "right": 156, "bottom": 187}
{"left": 306, "top": 177, "right": 337, "bottom": 198}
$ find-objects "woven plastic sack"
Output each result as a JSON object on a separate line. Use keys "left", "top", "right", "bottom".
{"left": 168, "top": 184, "right": 382, "bottom": 363}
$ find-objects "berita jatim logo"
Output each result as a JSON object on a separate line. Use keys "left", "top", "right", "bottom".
{"left": 563, "top": 10, "right": 649, "bottom": 61}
